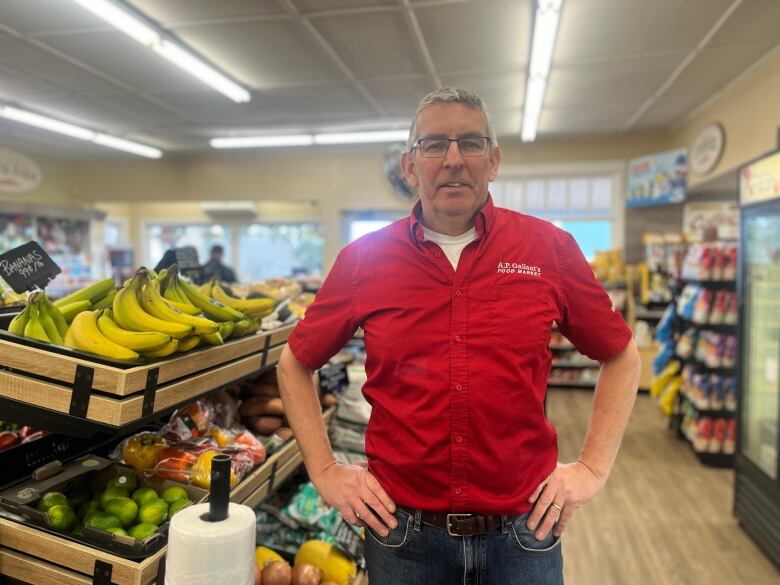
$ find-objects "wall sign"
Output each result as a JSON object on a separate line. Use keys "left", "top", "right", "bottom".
{"left": 0, "top": 148, "right": 42, "bottom": 193}
{"left": 740, "top": 150, "right": 780, "bottom": 206}
{"left": 682, "top": 201, "right": 739, "bottom": 242}
{"left": 0, "top": 241, "right": 61, "bottom": 292}
{"left": 690, "top": 123, "right": 725, "bottom": 176}
{"left": 627, "top": 148, "right": 688, "bottom": 207}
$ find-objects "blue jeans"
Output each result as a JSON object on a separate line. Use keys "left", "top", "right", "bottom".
{"left": 364, "top": 508, "right": 563, "bottom": 585}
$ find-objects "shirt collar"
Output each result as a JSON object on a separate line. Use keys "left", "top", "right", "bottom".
{"left": 409, "top": 193, "right": 496, "bottom": 244}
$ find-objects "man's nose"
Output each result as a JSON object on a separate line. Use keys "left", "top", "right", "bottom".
{"left": 443, "top": 140, "right": 465, "bottom": 167}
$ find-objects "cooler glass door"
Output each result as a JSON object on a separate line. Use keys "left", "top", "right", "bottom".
{"left": 741, "top": 207, "right": 780, "bottom": 479}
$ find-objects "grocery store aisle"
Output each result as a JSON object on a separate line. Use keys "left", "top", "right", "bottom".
{"left": 547, "top": 389, "right": 779, "bottom": 585}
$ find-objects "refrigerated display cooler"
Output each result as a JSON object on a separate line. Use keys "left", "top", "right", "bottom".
{"left": 735, "top": 149, "right": 780, "bottom": 568}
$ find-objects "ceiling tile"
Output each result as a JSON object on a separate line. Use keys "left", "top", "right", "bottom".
{"left": 310, "top": 11, "right": 423, "bottom": 78}
{"left": 708, "top": 0, "right": 780, "bottom": 48}
{"left": 439, "top": 72, "right": 525, "bottom": 114}
{"left": 0, "top": 37, "right": 127, "bottom": 95}
{"left": 0, "top": 0, "right": 107, "bottom": 34}
{"left": 415, "top": 0, "right": 531, "bottom": 73}
{"left": 0, "top": 66, "right": 62, "bottom": 99}
{"left": 131, "top": 0, "right": 284, "bottom": 24}
{"left": 545, "top": 52, "right": 688, "bottom": 110}
{"left": 361, "top": 77, "right": 435, "bottom": 116}
{"left": 175, "top": 20, "right": 344, "bottom": 87}
{"left": 295, "top": 0, "right": 396, "bottom": 11}
{"left": 632, "top": 94, "right": 704, "bottom": 130}
{"left": 538, "top": 107, "right": 634, "bottom": 136}
{"left": 666, "top": 42, "right": 778, "bottom": 98}
{"left": 556, "top": 0, "right": 734, "bottom": 63}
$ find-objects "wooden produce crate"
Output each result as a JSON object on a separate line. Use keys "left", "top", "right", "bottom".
{"left": 0, "top": 405, "right": 333, "bottom": 585}
{"left": 0, "top": 324, "right": 294, "bottom": 430}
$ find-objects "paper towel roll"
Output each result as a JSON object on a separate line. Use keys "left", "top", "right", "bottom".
{"left": 166, "top": 502, "right": 256, "bottom": 585}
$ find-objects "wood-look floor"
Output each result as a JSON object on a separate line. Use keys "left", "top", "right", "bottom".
{"left": 547, "top": 389, "right": 779, "bottom": 585}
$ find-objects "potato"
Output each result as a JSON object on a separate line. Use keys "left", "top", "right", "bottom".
{"left": 250, "top": 415, "right": 284, "bottom": 436}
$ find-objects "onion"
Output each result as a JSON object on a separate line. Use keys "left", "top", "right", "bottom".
{"left": 274, "top": 427, "right": 294, "bottom": 442}
{"left": 254, "top": 565, "right": 262, "bottom": 585}
{"left": 321, "top": 393, "right": 337, "bottom": 407}
{"left": 321, "top": 582, "right": 339, "bottom": 585}
{"left": 261, "top": 560, "right": 292, "bottom": 585}
{"left": 291, "top": 563, "right": 322, "bottom": 585}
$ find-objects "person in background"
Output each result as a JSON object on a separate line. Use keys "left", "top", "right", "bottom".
{"left": 201, "top": 244, "right": 237, "bottom": 284}
{"left": 277, "top": 87, "right": 640, "bottom": 584}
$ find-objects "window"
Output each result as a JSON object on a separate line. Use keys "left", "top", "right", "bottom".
{"left": 344, "top": 211, "right": 407, "bottom": 244}
{"left": 492, "top": 175, "right": 614, "bottom": 260}
{"left": 148, "top": 224, "right": 232, "bottom": 269}
{"left": 237, "top": 223, "right": 323, "bottom": 280}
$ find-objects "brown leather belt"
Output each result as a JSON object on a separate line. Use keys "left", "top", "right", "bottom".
{"left": 399, "top": 506, "right": 504, "bottom": 537}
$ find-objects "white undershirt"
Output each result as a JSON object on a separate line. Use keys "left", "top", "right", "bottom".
{"left": 422, "top": 226, "right": 478, "bottom": 270}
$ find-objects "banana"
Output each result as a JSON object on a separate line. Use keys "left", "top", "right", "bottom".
{"left": 210, "top": 281, "right": 275, "bottom": 319}
{"left": 178, "top": 277, "right": 245, "bottom": 322}
{"left": 140, "top": 338, "right": 179, "bottom": 358}
{"left": 59, "top": 300, "right": 92, "bottom": 324}
{"left": 8, "top": 306, "right": 31, "bottom": 336}
{"left": 140, "top": 276, "right": 219, "bottom": 335}
{"left": 24, "top": 304, "right": 51, "bottom": 343}
{"left": 97, "top": 311, "right": 172, "bottom": 351}
{"left": 112, "top": 274, "right": 192, "bottom": 339}
{"left": 202, "top": 330, "right": 223, "bottom": 346}
{"left": 230, "top": 319, "right": 252, "bottom": 338}
{"left": 176, "top": 335, "right": 202, "bottom": 352}
{"left": 219, "top": 320, "right": 235, "bottom": 339}
{"left": 66, "top": 311, "right": 139, "bottom": 361}
{"left": 37, "top": 298, "right": 64, "bottom": 345}
{"left": 53, "top": 278, "right": 116, "bottom": 308}
{"left": 153, "top": 276, "right": 202, "bottom": 315}
{"left": 41, "top": 294, "right": 68, "bottom": 337}
{"left": 92, "top": 288, "right": 118, "bottom": 310}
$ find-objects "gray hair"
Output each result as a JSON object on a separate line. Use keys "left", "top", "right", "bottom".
{"left": 406, "top": 87, "right": 498, "bottom": 152}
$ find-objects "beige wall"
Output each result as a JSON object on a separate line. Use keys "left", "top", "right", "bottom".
{"left": 0, "top": 149, "right": 76, "bottom": 208}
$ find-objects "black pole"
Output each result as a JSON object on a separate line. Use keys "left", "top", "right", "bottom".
{"left": 208, "top": 454, "right": 231, "bottom": 522}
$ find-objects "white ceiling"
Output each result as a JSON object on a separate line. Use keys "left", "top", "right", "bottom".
{"left": 0, "top": 0, "right": 778, "bottom": 158}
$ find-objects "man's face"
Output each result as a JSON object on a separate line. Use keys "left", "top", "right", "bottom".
{"left": 402, "top": 102, "right": 500, "bottom": 223}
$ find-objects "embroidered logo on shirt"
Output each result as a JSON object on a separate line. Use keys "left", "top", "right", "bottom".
{"left": 496, "top": 262, "right": 541, "bottom": 276}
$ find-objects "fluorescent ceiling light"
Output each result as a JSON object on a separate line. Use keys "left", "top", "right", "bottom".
{"left": 314, "top": 130, "right": 409, "bottom": 145}
{"left": 211, "top": 135, "right": 314, "bottom": 148}
{"left": 211, "top": 130, "right": 409, "bottom": 149}
{"left": 0, "top": 105, "right": 162, "bottom": 158}
{"left": 521, "top": 0, "right": 563, "bottom": 142}
{"left": 71, "top": 0, "right": 250, "bottom": 103}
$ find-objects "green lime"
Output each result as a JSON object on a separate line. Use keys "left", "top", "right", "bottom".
{"left": 78, "top": 499, "right": 100, "bottom": 520}
{"left": 127, "top": 522, "right": 158, "bottom": 541}
{"left": 107, "top": 471, "right": 138, "bottom": 493}
{"left": 103, "top": 497, "right": 139, "bottom": 527}
{"left": 36, "top": 492, "right": 68, "bottom": 512}
{"left": 161, "top": 486, "right": 188, "bottom": 504}
{"left": 167, "top": 498, "right": 191, "bottom": 518}
{"left": 46, "top": 505, "right": 77, "bottom": 531}
{"left": 84, "top": 511, "right": 123, "bottom": 531}
{"left": 138, "top": 499, "right": 168, "bottom": 526}
{"left": 68, "top": 488, "right": 90, "bottom": 509}
{"left": 100, "top": 487, "right": 129, "bottom": 510}
{"left": 106, "top": 526, "right": 128, "bottom": 536}
{"left": 131, "top": 487, "right": 159, "bottom": 507}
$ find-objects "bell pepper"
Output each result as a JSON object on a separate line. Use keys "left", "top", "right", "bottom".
{"left": 154, "top": 447, "right": 197, "bottom": 482}
{"left": 123, "top": 432, "right": 168, "bottom": 472}
{"left": 191, "top": 450, "right": 237, "bottom": 489}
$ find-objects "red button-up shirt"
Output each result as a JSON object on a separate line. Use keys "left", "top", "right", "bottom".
{"left": 288, "top": 195, "right": 632, "bottom": 515}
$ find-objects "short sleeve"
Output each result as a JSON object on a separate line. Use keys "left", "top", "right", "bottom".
{"left": 287, "top": 249, "right": 360, "bottom": 370}
{"left": 556, "top": 233, "right": 632, "bottom": 361}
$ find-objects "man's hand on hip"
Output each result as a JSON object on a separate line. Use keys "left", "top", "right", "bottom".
{"left": 312, "top": 462, "right": 398, "bottom": 537}
{"left": 526, "top": 460, "right": 606, "bottom": 541}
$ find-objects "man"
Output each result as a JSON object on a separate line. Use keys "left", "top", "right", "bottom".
{"left": 201, "top": 244, "right": 237, "bottom": 283}
{"left": 277, "top": 88, "right": 640, "bottom": 584}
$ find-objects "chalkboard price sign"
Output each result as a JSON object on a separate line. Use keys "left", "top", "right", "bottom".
{"left": 174, "top": 246, "right": 203, "bottom": 282}
{"left": 0, "top": 241, "right": 61, "bottom": 293}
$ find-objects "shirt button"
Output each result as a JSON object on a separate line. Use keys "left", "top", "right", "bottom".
{"left": 455, "top": 290, "right": 462, "bottom": 296}
{"left": 455, "top": 487, "right": 462, "bottom": 495}
{"left": 456, "top": 435, "right": 463, "bottom": 443}
{"left": 455, "top": 384, "right": 463, "bottom": 391}
{"left": 434, "top": 252, "right": 441, "bottom": 258}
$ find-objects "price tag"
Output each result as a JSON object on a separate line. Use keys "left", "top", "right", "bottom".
{"left": 0, "top": 241, "right": 61, "bottom": 293}
{"left": 174, "top": 246, "right": 203, "bottom": 282}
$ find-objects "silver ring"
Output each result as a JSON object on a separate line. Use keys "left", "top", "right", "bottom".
{"left": 355, "top": 512, "right": 361, "bottom": 520}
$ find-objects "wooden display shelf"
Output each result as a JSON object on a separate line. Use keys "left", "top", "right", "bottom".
{"left": 0, "top": 324, "right": 294, "bottom": 434}
{"left": 0, "top": 407, "right": 335, "bottom": 585}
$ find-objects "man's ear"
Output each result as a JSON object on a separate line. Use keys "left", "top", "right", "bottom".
{"left": 488, "top": 145, "right": 501, "bottom": 182}
{"left": 401, "top": 151, "right": 419, "bottom": 188}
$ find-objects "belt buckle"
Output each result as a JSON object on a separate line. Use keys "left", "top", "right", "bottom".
{"left": 446, "top": 513, "right": 473, "bottom": 537}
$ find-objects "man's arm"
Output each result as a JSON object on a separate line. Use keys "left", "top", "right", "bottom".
{"left": 527, "top": 338, "right": 640, "bottom": 540}
{"left": 276, "top": 346, "right": 397, "bottom": 536}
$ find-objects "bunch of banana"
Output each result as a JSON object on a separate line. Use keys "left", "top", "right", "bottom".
{"left": 64, "top": 310, "right": 140, "bottom": 361}
{"left": 8, "top": 291, "right": 68, "bottom": 345}
{"left": 206, "top": 279, "right": 276, "bottom": 321}
{"left": 51, "top": 277, "right": 119, "bottom": 324}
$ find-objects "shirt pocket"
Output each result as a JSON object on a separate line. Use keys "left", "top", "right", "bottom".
{"left": 489, "top": 281, "right": 552, "bottom": 354}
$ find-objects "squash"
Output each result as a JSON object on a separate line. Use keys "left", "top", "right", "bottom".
{"left": 294, "top": 540, "right": 356, "bottom": 585}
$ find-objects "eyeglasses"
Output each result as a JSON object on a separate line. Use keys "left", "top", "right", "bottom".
{"left": 412, "top": 136, "right": 490, "bottom": 158}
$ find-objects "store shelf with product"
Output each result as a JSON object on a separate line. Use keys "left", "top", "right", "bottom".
{"left": 547, "top": 328, "right": 597, "bottom": 389}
